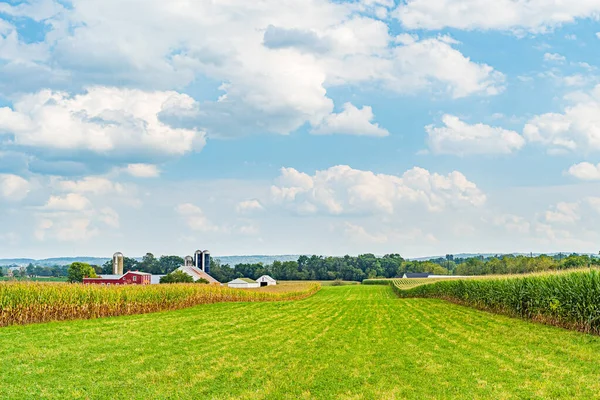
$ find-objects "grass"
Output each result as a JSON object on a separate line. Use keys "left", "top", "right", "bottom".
{"left": 249, "top": 282, "right": 318, "bottom": 293}
{"left": 1, "top": 285, "right": 600, "bottom": 399}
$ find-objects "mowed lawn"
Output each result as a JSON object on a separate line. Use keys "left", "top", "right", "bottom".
{"left": 1, "top": 286, "right": 600, "bottom": 399}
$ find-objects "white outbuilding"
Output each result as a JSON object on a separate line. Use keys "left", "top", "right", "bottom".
{"left": 227, "top": 278, "right": 260, "bottom": 288}
{"left": 256, "top": 275, "right": 277, "bottom": 287}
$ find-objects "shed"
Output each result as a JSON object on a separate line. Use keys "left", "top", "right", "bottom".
{"left": 256, "top": 275, "right": 277, "bottom": 287}
{"left": 227, "top": 278, "right": 260, "bottom": 288}
{"left": 402, "top": 273, "right": 430, "bottom": 278}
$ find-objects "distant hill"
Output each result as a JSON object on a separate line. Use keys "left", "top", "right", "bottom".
{"left": 0, "top": 257, "right": 111, "bottom": 267}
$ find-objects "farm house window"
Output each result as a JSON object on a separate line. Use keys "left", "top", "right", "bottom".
{"left": 133, "top": 276, "right": 137, "bottom": 282}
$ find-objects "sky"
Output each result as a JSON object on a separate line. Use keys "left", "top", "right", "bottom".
{"left": 1, "top": 0, "right": 600, "bottom": 259}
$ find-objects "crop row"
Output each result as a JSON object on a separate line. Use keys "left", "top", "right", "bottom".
{"left": 394, "top": 270, "right": 600, "bottom": 334}
{"left": 0, "top": 282, "right": 320, "bottom": 327}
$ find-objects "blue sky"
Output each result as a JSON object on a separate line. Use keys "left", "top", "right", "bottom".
{"left": 1, "top": 0, "right": 600, "bottom": 259}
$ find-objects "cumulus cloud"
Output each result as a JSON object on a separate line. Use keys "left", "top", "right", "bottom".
{"left": 492, "top": 214, "right": 531, "bottom": 234}
{"left": 0, "top": 174, "right": 30, "bottom": 200}
{"left": 395, "top": 0, "right": 600, "bottom": 33}
{"left": 236, "top": 199, "right": 265, "bottom": 215}
{"left": 544, "top": 52, "right": 566, "bottom": 62}
{"left": 426, "top": 115, "right": 525, "bottom": 155}
{"left": 0, "top": 87, "right": 204, "bottom": 159}
{"left": 176, "top": 203, "right": 221, "bottom": 232}
{"left": 55, "top": 177, "right": 124, "bottom": 195}
{"left": 567, "top": 162, "right": 600, "bottom": 180}
{"left": 43, "top": 193, "right": 91, "bottom": 211}
{"left": 0, "top": 1, "right": 503, "bottom": 142}
{"left": 124, "top": 164, "right": 160, "bottom": 178}
{"left": 35, "top": 217, "right": 99, "bottom": 242}
{"left": 524, "top": 85, "right": 600, "bottom": 153}
{"left": 545, "top": 202, "right": 580, "bottom": 224}
{"left": 311, "top": 103, "right": 389, "bottom": 137}
{"left": 271, "top": 165, "right": 486, "bottom": 215}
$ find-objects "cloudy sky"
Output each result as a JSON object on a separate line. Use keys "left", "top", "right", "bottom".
{"left": 2, "top": 0, "right": 600, "bottom": 258}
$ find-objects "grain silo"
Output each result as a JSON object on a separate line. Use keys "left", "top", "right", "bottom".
{"left": 202, "top": 250, "right": 211, "bottom": 274}
{"left": 112, "top": 252, "right": 124, "bottom": 275}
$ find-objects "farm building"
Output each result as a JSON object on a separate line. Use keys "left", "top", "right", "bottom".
{"left": 83, "top": 271, "right": 152, "bottom": 285}
{"left": 256, "top": 275, "right": 277, "bottom": 287}
{"left": 176, "top": 265, "right": 220, "bottom": 284}
{"left": 227, "top": 278, "right": 260, "bottom": 288}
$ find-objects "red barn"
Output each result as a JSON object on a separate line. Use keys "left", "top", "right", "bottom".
{"left": 83, "top": 271, "right": 151, "bottom": 285}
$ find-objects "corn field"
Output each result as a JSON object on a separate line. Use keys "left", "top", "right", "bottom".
{"left": 0, "top": 282, "right": 320, "bottom": 327}
{"left": 395, "top": 270, "right": 600, "bottom": 334}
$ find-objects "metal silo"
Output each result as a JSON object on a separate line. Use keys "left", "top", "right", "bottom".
{"left": 202, "top": 250, "right": 211, "bottom": 274}
{"left": 194, "top": 250, "right": 203, "bottom": 269}
{"left": 184, "top": 255, "right": 194, "bottom": 267}
{"left": 112, "top": 252, "right": 124, "bottom": 275}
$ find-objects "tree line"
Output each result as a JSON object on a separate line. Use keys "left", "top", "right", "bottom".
{"left": 209, "top": 253, "right": 600, "bottom": 282}
{"left": 6, "top": 252, "right": 599, "bottom": 283}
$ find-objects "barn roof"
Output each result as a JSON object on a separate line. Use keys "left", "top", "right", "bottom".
{"left": 239, "top": 278, "right": 256, "bottom": 283}
{"left": 178, "top": 266, "right": 220, "bottom": 284}
{"left": 257, "top": 275, "right": 276, "bottom": 282}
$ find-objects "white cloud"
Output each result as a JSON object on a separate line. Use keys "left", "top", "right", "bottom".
{"left": 492, "top": 214, "right": 531, "bottom": 234}
{"left": 426, "top": 115, "right": 525, "bottom": 155}
{"left": 176, "top": 203, "right": 221, "bottom": 232}
{"left": 44, "top": 193, "right": 91, "bottom": 211}
{"left": 124, "top": 164, "right": 160, "bottom": 178}
{"left": 0, "top": 174, "right": 30, "bottom": 200}
{"left": 395, "top": 0, "right": 600, "bottom": 33}
{"left": 0, "top": 1, "right": 503, "bottom": 143}
{"left": 311, "top": 103, "right": 389, "bottom": 137}
{"left": 524, "top": 85, "right": 600, "bottom": 153}
{"left": 0, "top": 87, "right": 204, "bottom": 158}
{"left": 544, "top": 52, "right": 566, "bottom": 62}
{"left": 98, "top": 207, "right": 120, "bottom": 228}
{"left": 567, "top": 162, "right": 600, "bottom": 180}
{"left": 35, "top": 217, "right": 99, "bottom": 242}
{"left": 587, "top": 197, "right": 600, "bottom": 214}
{"left": 545, "top": 202, "right": 580, "bottom": 224}
{"left": 56, "top": 177, "right": 124, "bottom": 195}
{"left": 343, "top": 222, "right": 388, "bottom": 243}
{"left": 271, "top": 165, "right": 486, "bottom": 215}
{"left": 236, "top": 199, "right": 264, "bottom": 215}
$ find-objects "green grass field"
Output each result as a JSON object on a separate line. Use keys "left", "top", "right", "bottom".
{"left": 1, "top": 285, "right": 600, "bottom": 399}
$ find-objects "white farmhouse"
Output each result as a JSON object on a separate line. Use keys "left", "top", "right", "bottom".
{"left": 227, "top": 278, "right": 260, "bottom": 288}
{"left": 256, "top": 275, "right": 277, "bottom": 287}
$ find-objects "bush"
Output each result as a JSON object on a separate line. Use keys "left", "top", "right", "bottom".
{"left": 196, "top": 278, "right": 209, "bottom": 284}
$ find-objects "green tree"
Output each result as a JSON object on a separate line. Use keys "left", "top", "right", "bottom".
{"left": 157, "top": 255, "right": 185, "bottom": 274}
{"left": 67, "top": 262, "right": 97, "bottom": 283}
{"left": 160, "top": 270, "right": 194, "bottom": 283}
{"left": 138, "top": 253, "right": 158, "bottom": 273}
